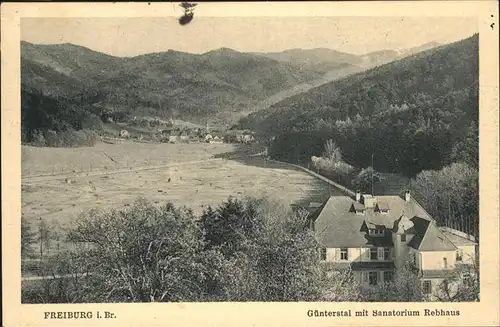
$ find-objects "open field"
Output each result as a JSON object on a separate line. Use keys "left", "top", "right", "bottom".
{"left": 22, "top": 142, "right": 238, "bottom": 177}
{"left": 22, "top": 156, "right": 340, "bottom": 229}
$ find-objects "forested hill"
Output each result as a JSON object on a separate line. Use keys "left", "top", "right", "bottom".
{"left": 240, "top": 34, "right": 478, "bottom": 177}
{"left": 21, "top": 42, "right": 331, "bottom": 124}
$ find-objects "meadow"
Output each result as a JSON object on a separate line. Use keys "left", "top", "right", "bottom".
{"left": 22, "top": 141, "right": 237, "bottom": 177}
{"left": 22, "top": 142, "right": 338, "bottom": 230}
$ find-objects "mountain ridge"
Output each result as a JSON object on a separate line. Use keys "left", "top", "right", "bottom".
{"left": 21, "top": 39, "right": 446, "bottom": 126}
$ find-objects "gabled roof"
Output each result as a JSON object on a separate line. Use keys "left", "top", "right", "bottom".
{"left": 393, "top": 214, "right": 415, "bottom": 235}
{"left": 440, "top": 229, "right": 477, "bottom": 246}
{"left": 407, "top": 217, "right": 457, "bottom": 251}
{"left": 310, "top": 195, "right": 433, "bottom": 248}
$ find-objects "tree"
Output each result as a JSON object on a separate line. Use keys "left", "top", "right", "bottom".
{"left": 31, "top": 130, "right": 46, "bottom": 147}
{"left": 21, "top": 216, "right": 35, "bottom": 257}
{"left": 320, "top": 267, "right": 364, "bottom": 301}
{"left": 66, "top": 199, "right": 223, "bottom": 302}
{"left": 322, "top": 139, "right": 342, "bottom": 162}
{"left": 37, "top": 218, "right": 52, "bottom": 259}
{"left": 352, "top": 166, "right": 381, "bottom": 194}
{"left": 434, "top": 260, "right": 480, "bottom": 302}
{"left": 242, "top": 199, "right": 329, "bottom": 301}
{"left": 199, "top": 197, "right": 339, "bottom": 301}
{"left": 451, "top": 121, "right": 479, "bottom": 168}
{"left": 367, "top": 256, "right": 424, "bottom": 302}
{"left": 199, "top": 197, "right": 262, "bottom": 257}
{"left": 410, "top": 162, "right": 478, "bottom": 235}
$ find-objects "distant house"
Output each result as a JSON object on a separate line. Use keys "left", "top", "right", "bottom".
{"left": 210, "top": 135, "right": 223, "bottom": 144}
{"left": 168, "top": 130, "right": 181, "bottom": 143}
{"left": 119, "top": 130, "right": 130, "bottom": 138}
{"left": 204, "top": 134, "right": 213, "bottom": 142}
{"left": 180, "top": 130, "right": 190, "bottom": 142}
{"left": 242, "top": 134, "right": 255, "bottom": 144}
{"left": 307, "top": 191, "right": 477, "bottom": 300}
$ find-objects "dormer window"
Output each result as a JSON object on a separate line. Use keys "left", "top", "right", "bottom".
{"left": 376, "top": 202, "right": 390, "bottom": 214}
{"left": 368, "top": 229, "right": 385, "bottom": 237}
{"left": 351, "top": 203, "right": 365, "bottom": 215}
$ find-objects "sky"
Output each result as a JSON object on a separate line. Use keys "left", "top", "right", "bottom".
{"left": 21, "top": 17, "right": 478, "bottom": 57}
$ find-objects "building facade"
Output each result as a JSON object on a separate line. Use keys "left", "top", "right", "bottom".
{"left": 307, "top": 191, "right": 477, "bottom": 299}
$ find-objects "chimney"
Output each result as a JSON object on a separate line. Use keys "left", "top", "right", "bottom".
{"left": 405, "top": 190, "right": 411, "bottom": 202}
{"left": 355, "top": 191, "right": 361, "bottom": 202}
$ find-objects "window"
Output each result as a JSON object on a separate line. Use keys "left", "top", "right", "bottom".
{"left": 456, "top": 250, "right": 463, "bottom": 261}
{"left": 319, "top": 248, "right": 327, "bottom": 261}
{"left": 340, "top": 248, "right": 348, "bottom": 260}
{"left": 370, "top": 248, "right": 378, "bottom": 260}
{"left": 384, "top": 248, "right": 391, "bottom": 260}
{"left": 369, "top": 229, "right": 385, "bottom": 237}
{"left": 368, "top": 272, "right": 378, "bottom": 286}
{"left": 400, "top": 234, "right": 407, "bottom": 242}
{"left": 383, "top": 271, "right": 393, "bottom": 282}
{"left": 377, "top": 247, "right": 385, "bottom": 260}
{"left": 423, "top": 280, "right": 432, "bottom": 294}
{"left": 443, "top": 257, "right": 448, "bottom": 268}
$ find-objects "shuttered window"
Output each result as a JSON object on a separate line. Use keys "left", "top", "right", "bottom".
{"left": 383, "top": 271, "right": 393, "bottom": 282}
{"left": 340, "top": 248, "right": 348, "bottom": 260}
{"left": 384, "top": 248, "right": 390, "bottom": 260}
{"left": 377, "top": 247, "right": 385, "bottom": 260}
{"left": 368, "top": 272, "right": 378, "bottom": 285}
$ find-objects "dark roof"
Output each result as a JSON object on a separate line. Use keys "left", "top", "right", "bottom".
{"left": 310, "top": 195, "right": 433, "bottom": 248}
{"left": 407, "top": 217, "right": 457, "bottom": 251}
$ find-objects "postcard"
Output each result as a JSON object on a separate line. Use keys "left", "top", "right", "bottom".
{"left": 2, "top": 1, "right": 499, "bottom": 326}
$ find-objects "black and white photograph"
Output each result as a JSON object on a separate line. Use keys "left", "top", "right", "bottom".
{"left": 2, "top": 2, "right": 499, "bottom": 325}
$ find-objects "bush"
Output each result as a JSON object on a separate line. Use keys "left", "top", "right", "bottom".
{"left": 351, "top": 167, "right": 381, "bottom": 194}
{"left": 42, "top": 129, "right": 98, "bottom": 148}
{"left": 31, "top": 130, "right": 46, "bottom": 146}
{"left": 81, "top": 114, "right": 104, "bottom": 130}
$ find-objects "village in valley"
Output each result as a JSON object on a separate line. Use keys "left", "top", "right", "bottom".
{"left": 110, "top": 116, "right": 256, "bottom": 145}
{"left": 20, "top": 15, "right": 480, "bottom": 304}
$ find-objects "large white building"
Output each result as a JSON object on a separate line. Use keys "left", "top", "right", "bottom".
{"left": 307, "top": 191, "right": 477, "bottom": 299}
